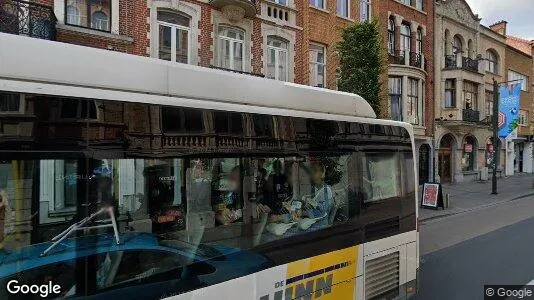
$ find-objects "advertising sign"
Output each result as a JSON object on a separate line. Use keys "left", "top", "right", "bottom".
{"left": 498, "top": 83, "right": 522, "bottom": 138}
{"left": 422, "top": 183, "right": 439, "bottom": 208}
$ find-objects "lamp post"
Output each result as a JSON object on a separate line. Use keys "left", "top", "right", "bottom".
{"left": 491, "top": 79, "right": 499, "bottom": 194}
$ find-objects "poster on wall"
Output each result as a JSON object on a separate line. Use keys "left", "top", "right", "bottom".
{"left": 421, "top": 183, "right": 443, "bottom": 209}
{"left": 498, "top": 83, "right": 522, "bottom": 138}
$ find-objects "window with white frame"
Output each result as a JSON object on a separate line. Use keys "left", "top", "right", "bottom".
{"left": 486, "top": 50, "right": 498, "bottom": 74}
{"left": 310, "top": 0, "right": 325, "bottom": 9}
{"left": 157, "top": 11, "right": 190, "bottom": 64}
{"left": 508, "top": 70, "right": 528, "bottom": 91}
{"left": 416, "top": 0, "right": 423, "bottom": 10}
{"left": 218, "top": 26, "right": 245, "bottom": 72}
{"left": 360, "top": 0, "right": 371, "bottom": 22}
{"left": 400, "top": 24, "right": 411, "bottom": 56}
{"left": 387, "top": 18, "right": 395, "bottom": 55}
{"left": 337, "top": 0, "right": 350, "bottom": 18}
{"left": 519, "top": 110, "right": 528, "bottom": 126}
{"left": 463, "top": 81, "right": 478, "bottom": 110}
{"left": 401, "top": 0, "right": 411, "bottom": 5}
{"left": 309, "top": 44, "right": 326, "bottom": 88}
{"left": 407, "top": 78, "right": 422, "bottom": 125}
{"left": 65, "top": 0, "right": 111, "bottom": 32}
{"left": 485, "top": 90, "right": 493, "bottom": 117}
{"left": 0, "top": 92, "right": 23, "bottom": 113}
{"left": 389, "top": 77, "right": 402, "bottom": 121}
{"left": 266, "top": 37, "right": 289, "bottom": 81}
{"left": 416, "top": 28, "right": 423, "bottom": 54}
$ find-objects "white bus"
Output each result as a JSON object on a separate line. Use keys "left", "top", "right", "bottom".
{"left": 0, "top": 33, "right": 418, "bottom": 300}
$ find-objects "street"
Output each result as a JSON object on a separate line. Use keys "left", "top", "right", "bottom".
{"left": 417, "top": 177, "right": 534, "bottom": 300}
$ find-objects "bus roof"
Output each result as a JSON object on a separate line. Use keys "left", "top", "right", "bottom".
{"left": 0, "top": 33, "right": 376, "bottom": 119}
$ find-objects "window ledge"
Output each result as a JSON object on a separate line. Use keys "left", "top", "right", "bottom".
{"left": 336, "top": 15, "right": 354, "bottom": 22}
{"left": 394, "top": 0, "right": 427, "bottom": 15}
{"left": 57, "top": 24, "right": 134, "bottom": 43}
{"left": 49, "top": 207, "right": 77, "bottom": 218}
{"left": 309, "top": 5, "right": 330, "bottom": 14}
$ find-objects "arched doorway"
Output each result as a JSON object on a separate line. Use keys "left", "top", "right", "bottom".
{"left": 419, "top": 144, "right": 431, "bottom": 185}
{"left": 438, "top": 134, "right": 456, "bottom": 183}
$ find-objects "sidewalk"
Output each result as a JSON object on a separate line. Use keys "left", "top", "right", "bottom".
{"left": 420, "top": 173, "right": 534, "bottom": 221}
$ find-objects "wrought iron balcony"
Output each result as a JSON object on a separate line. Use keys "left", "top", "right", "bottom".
{"left": 0, "top": 0, "right": 56, "bottom": 40}
{"left": 444, "top": 55, "right": 457, "bottom": 68}
{"left": 391, "top": 50, "right": 407, "bottom": 65}
{"left": 462, "top": 57, "right": 479, "bottom": 72}
{"left": 409, "top": 52, "right": 423, "bottom": 68}
{"left": 462, "top": 109, "right": 480, "bottom": 123}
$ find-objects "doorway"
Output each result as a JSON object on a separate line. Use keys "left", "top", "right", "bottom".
{"left": 438, "top": 134, "right": 456, "bottom": 184}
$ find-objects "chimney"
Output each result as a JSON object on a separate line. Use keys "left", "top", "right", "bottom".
{"left": 489, "top": 20, "right": 507, "bottom": 35}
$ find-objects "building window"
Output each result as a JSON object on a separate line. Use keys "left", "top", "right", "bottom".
{"left": 416, "top": 28, "right": 423, "bottom": 54}
{"left": 60, "top": 99, "right": 97, "bottom": 120}
{"left": 310, "top": 0, "right": 325, "bottom": 9}
{"left": 214, "top": 112, "right": 243, "bottom": 134}
{"left": 519, "top": 110, "right": 528, "bottom": 126}
{"left": 337, "top": 0, "right": 350, "bottom": 18}
{"left": 453, "top": 35, "right": 462, "bottom": 55}
{"left": 218, "top": 26, "right": 245, "bottom": 72}
{"left": 485, "top": 50, "right": 498, "bottom": 74}
{"left": 463, "top": 81, "right": 478, "bottom": 110}
{"left": 508, "top": 70, "right": 528, "bottom": 91}
{"left": 157, "top": 11, "right": 190, "bottom": 64}
{"left": 389, "top": 77, "right": 402, "bottom": 121}
{"left": 401, "top": 0, "right": 411, "bottom": 5}
{"left": 65, "top": 0, "right": 111, "bottom": 32}
{"left": 407, "top": 78, "right": 421, "bottom": 125}
{"left": 162, "top": 107, "right": 203, "bottom": 132}
{"left": 387, "top": 18, "right": 395, "bottom": 55}
{"left": 462, "top": 136, "right": 477, "bottom": 171}
{"left": 309, "top": 44, "right": 326, "bottom": 88}
{"left": 271, "top": 0, "right": 288, "bottom": 5}
{"left": 359, "top": 0, "right": 371, "bottom": 22}
{"left": 416, "top": 0, "right": 423, "bottom": 10}
{"left": 485, "top": 90, "right": 493, "bottom": 117}
{"left": 445, "top": 79, "right": 456, "bottom": 108}
{"left": 0, "top": 92, "right": 22, "bottom": 113}
{"left": 400, "top": 24, "right": 411, "bottom": 56}
{"left": 267, "top": 37, "right": 289, "bottom": 81}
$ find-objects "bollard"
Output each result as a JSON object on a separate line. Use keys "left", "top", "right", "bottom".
{"left": 444, "top": 194, "right": 451, "bottom": 209}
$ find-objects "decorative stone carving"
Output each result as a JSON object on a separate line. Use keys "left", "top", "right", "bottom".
{"left": 222, "top": 5, "right": 246, "bottom": 23}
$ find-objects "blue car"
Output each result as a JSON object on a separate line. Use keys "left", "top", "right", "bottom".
{"left": 0, "top": 232, "right": 272, "bottom": 299}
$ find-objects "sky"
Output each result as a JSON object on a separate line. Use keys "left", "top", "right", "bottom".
{"left": 465, "top": 0, "right": 534, "bottom": 40}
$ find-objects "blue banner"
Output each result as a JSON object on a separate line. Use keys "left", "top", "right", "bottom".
{"left": 498, "top": 83, "right": 521, "bottom": 138}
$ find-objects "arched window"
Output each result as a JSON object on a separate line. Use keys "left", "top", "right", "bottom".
{"left": 400, "top": 24, "right": 411, "bottom": 55}
{"left": 467, "top": 39, "right": 474, "bottom": 58}
{"left": 486, "top": 50, "right": 498, "bottom": 74}
{"left": 453, "top": 35, "right": 462, "bottom": 55}
{"left": 416, "top": 28, "right": 423, "bottom": 54}
{"left": 218, "top": 26, "right": 245, "bottom": 71}
{"left": 157, "top": 11, "right": 190, "bottom": 63}
{"left": 91, "top": 11, "right": 109, "bottom": 31}
{"left": 66, "top": 5, "right": 81, "bottom": 26}
{"left": 462, "top": 136, "right": 477, "bottom": 171}
{"left": 387, "top": 18, "right": 395, "bottom": 55}
{"left": 267, "top": 37, "right": 289, "bottom": 81}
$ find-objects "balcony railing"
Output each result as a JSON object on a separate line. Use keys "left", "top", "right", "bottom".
{"left": 445, "top": 55, "right": 457, "bottom": 68}
{"left": 462, "top": 109, "right": 480, "bottom": 123}
{"left": 462, "top": 57, "right": 479, "bottom": 72}
{"left": 0, "top": 0, "right": 56, "bottom": 40}
{"left": 444, "top": 55, "right": 480, "bottom": 73}
{"left": 409, "top": 52, "right": 423, "bottom": 68}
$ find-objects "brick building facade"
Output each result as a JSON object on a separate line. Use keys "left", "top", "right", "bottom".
{"left": 376, "top": 0, "right": 435, "bottom": 184}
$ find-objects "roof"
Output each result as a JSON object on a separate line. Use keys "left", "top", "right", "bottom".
{"left": 506, "top": 35, "right": 533, "bottom": 56}
{"left": 0, "top": 33, "right": 376, "bottom": 119}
